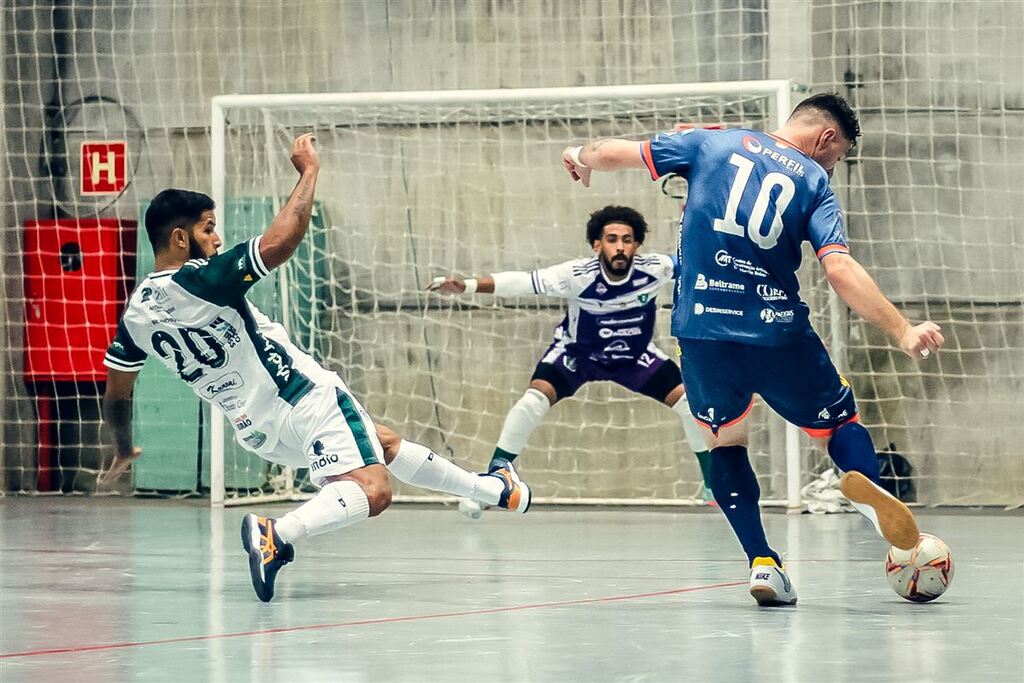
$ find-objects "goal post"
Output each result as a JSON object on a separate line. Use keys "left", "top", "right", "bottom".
{"left": 209, "top": 80, "right": 803, "bottom": 508}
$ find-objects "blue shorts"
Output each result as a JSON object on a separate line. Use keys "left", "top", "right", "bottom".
{"left": 677, "top": 330, "right": 858, "bottom": 436}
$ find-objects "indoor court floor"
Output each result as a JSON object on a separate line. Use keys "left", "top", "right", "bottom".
{"left": 1, "top": 498, "right": 1021, "bottom": 682}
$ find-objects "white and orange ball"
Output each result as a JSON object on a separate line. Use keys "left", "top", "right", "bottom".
{"left": 885, "top": 533, "right": 954, "bottom": 603}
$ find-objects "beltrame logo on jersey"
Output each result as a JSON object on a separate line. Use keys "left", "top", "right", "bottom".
{"left": 695, "top": 273, "right": 744, "bottom": 294}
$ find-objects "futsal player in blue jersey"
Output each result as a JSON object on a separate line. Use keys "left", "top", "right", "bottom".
{"left": 561, "top": 93, "right": 945, "bottom": 606}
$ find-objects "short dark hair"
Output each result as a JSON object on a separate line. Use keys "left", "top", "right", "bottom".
{"left": 144, "top": 188, "right": 215, "bottom": 252}
{"left": 791, "top": 92, "right": 861, "bottom": 145}
{"left": 586, "top": 205, "right": 648, "bottom": 244}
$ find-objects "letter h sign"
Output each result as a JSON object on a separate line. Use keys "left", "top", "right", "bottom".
{"left": 80, "top": 141, "right": 127, "bottom": 195}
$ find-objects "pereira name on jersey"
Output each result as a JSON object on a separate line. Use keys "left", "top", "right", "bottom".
{"left": 642, "top": 127, "right": 850, "bottom": 346}
{"left": 531, "top": 254, "right": 674, "bottom": 362}
{"left": 103, "top": 236, "right": 338, "bottom": 453}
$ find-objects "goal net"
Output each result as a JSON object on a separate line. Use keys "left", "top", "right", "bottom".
{"left": 209, "top": 82, "right": 799, "bottom": 507}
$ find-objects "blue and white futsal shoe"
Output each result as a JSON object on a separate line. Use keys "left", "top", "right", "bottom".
{"left": 241, "top": 513, "right": 295, "bottom": 602}
{"left": 749, "top": 556, "right": 798, "bottom": 606}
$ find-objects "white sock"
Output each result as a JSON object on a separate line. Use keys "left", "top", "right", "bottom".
{"left": 495, "top": 388, "right": 551, "bottom": 454}
{"left": 274, "top": 480, "right": 370, "bottom": 542}
{"left": 386, "top": 439, "right": 504, "bottom": 506}
{"left": 671, "top": 393, "right": 710, "bottom": 454}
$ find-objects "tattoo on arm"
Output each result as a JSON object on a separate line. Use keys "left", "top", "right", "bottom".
{"left": 586, "top": 139, "right": 612, "bottom": 154}
{"left": 103, "top": 397, "right": 134, "bottom": 455}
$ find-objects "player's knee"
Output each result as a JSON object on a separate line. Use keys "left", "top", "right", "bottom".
{"left": 363, "top": 477, "right": 393, "bottom": 517}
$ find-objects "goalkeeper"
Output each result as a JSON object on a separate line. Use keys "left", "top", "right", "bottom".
{"left": 428, "top": 205, "right": 714, "bottom": 517}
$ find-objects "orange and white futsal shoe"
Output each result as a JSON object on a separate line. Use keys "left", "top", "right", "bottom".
{"left": 486, "top": 459, "right": 532, "bottom": 514}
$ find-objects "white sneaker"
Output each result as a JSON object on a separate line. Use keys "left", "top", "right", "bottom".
{"left": 749, "top": 556, "right": 797, "bottom": 606}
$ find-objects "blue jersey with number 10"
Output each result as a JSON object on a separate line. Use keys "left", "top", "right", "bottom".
{"left": 643, "top": 128, "right": 849, "bottom": 346}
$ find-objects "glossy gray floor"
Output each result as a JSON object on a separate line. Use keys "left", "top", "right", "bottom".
{"left": 1, "top": 499, "right": 1021, "bottom": 683}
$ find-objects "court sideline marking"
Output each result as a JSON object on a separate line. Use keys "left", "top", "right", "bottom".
{"left": 1, "top": 580, "right": 745, "bottom": 659}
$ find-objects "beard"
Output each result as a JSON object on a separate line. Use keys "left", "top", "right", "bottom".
{"left": 602, "top": 252, "right": 631, "bottom": 276}
{"left": 187, "top": 235, "right": 210, "bottom": 260}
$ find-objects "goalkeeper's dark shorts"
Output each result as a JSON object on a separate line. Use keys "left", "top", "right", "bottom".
{"left": 531, "top": 340, "right": 682, "bottom": 403}
{"left": 677, "top": 328, "right": 859, "bottom": 437}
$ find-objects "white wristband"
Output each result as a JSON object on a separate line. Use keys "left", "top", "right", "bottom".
{"left": 463, "top": 278, "right": 478, "bottom": 295}
{"left": 568, "top": 145, "right": 588, "bottom": 168}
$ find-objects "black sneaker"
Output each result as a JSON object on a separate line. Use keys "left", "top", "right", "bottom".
{"left": 240, "top": 513, "right": 294, "bottom": 602}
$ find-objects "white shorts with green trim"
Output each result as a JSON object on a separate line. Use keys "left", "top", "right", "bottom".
{"left": 264, "top": 382, "right": 384, "bottom": 487}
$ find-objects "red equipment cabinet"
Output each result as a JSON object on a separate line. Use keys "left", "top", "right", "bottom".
{"left": 23, "top": 218, "right": 135, "bottom": 382}
{"left": 23, "top": 218, "right": 135, "bottom": 491}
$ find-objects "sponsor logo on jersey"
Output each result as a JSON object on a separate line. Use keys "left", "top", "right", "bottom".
{"left": 715, "top": 250, "right": 732, "bottom": 267}
{"left": 743, "top": 135, "right": 763, "bottom": 154}
{"left": 818, "top": 408, "right": 831, "bottom": 420}
{"left": 602, "top": 340, "right": 631, "bottom": 354}
{"left": 310, "top": 439, "right": 340, "bottom": 472}
{"left": 599, "top": 315, "right": 646, "bottom": 325}
{"left": 595, "top": 283, "right": 608, "bottom": 295}
{"left": 233, "top": 414, "right": 253, "bottom": 430}
{"left": 636, "top": 293, "right": 650, "bottom": 304}
{"left": 632, "top": 276, "right": 650, "bottom": 287}
{"left": 242, "top": 430, "right": 267, "bottom": 449}
{"left": 202, "top": 371, "right": 245, "bottom": 398}
{"left": 695, "top": 273, "right": 744, "bottom": 294}
{"left": 111, "top": 341, "right": 125, "bottom": 352}
{"left": 694, "top": 303, "right": 743, "bottom": 317}
{"left": 599, "top": 326, "right": 641, "bottom": 338}
{"left": 562, "top": 355, "right": 577, "bottom": 372}
{"left": 760, "top": 308, "right": 795, "bottom": 324}
{"left": 218, "top": 396, "right": 246, "bottom": 412}
{"left": 756, "top": 284, "right": 788, "bottom": 302}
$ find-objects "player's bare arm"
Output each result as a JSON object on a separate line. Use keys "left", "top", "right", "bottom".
{"left": 259, "top": 133, "right": 321, "bottom": 270}
{"left": 822, "top": 252, "right": 944, "bottom": 359}
{"left": 100, "top": 368, "right": 143, "bottom": 483}
{"left": 562, "top": 138, "right": 645, "bottom": 187}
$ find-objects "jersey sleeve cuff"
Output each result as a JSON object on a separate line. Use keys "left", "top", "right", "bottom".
{"left": 104, "top": 355, "right": 144, "bottom": 372}
{"left": 641, "top": 140, "right": 661, "bottom": 181}
{"left": 816, "top": 243, "right": 850, "bottom": 261}
{"left": 249, "top": 236, "right": 271, "bottom": 278}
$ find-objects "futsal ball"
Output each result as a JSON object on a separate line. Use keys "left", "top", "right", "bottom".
{"left": 458, "top": 498, "right": 483, "bottom": 520}
{"left": 885, "top": 533, "right": 954, "bottom": 602}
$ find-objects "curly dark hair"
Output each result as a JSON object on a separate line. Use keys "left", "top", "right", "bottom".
{"left": 585, "top": 205, "right": 648, "bottom": 244}
{"left": 145, "top": 188, "right": 215, "bottom": 252}
{"left": 792, "top": 92, "right": 861, "bottom": 144}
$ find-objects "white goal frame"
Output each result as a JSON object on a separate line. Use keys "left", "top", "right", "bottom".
{"left": 209, "top": 80, "right": 800, "bottom": 509}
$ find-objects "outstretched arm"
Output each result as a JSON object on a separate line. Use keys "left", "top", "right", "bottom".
{"left": 258, "top": 133, "right": 321, "bottom": 270}
{"left": 427, "top": 272, "right": 535, "bottom": 297}
{"left": 562, "top": 139, "right": 646, "bottom": 187}
{"left": 822, "top": 253, "right": 944, "bottom": 359}
{"left": 100, "top": 368, "right": 142, "bottom": 483}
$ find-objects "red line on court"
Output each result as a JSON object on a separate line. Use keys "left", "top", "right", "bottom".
{"left": 1, "top": 580, "right": 745, "bottom": 660}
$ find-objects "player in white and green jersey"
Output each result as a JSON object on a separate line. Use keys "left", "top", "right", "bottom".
{"left": 101, "top": 134, "right": 531, "bottom": 602}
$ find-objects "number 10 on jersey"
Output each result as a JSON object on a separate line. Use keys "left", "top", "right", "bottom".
{"left": 713, "top": 153, "right": 795, "bottom": 250}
